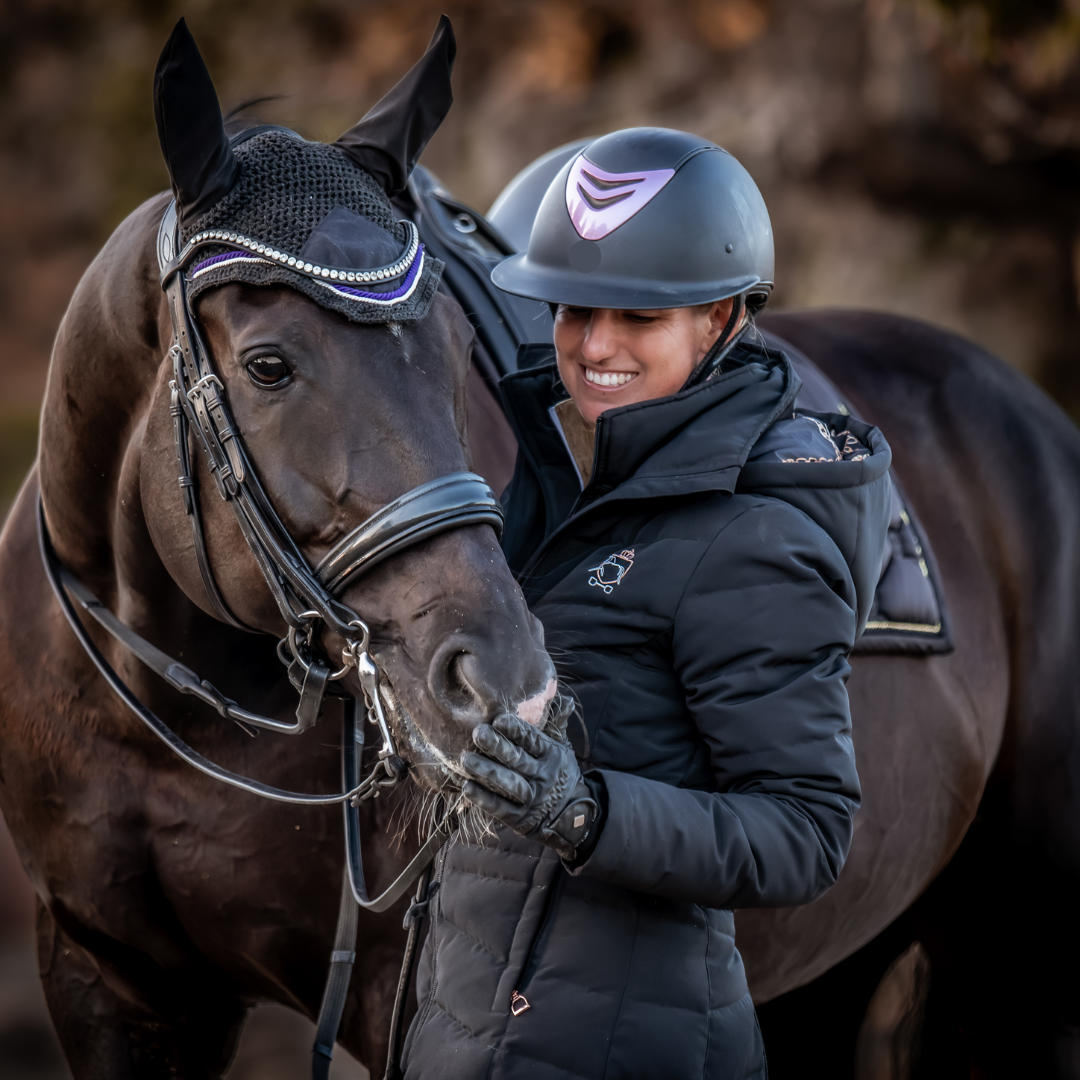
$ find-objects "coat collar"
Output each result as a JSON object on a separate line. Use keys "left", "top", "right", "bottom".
{"left": 500, "top": 340, "right": 802, "bottom": 514}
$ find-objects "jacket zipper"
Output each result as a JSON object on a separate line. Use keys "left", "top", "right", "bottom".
{"left": 509, "top": 871, "right": 564, "bottom": 1016}
{"left": 518, "top": 419, "right": 609, "bottom": 581}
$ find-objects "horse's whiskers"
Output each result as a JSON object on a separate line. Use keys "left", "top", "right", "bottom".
{"left": 387, "top": 782, "right": 496, "bottom": 850}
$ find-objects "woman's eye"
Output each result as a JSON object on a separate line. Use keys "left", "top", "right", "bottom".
{"left": 246, "top": 356, "right": 291, "bottom": 388}
{"left": 625, "top": 313, "right": 656, "bottom": 324}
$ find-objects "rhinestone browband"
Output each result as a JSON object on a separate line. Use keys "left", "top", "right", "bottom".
{"left": 178, "top": 219, "right": 421, "bottom": 285}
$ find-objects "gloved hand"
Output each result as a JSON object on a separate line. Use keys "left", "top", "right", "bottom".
{"left": 459, "top": 713, "right": 601, "bottom": 862}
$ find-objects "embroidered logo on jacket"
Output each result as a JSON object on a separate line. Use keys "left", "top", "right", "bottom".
{"left": 588, "top": 549, "right": 635, "bottom": 593}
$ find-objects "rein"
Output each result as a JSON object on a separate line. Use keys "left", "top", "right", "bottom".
{"left": 39, "top": 200, "right": 506, "bottom": 1078}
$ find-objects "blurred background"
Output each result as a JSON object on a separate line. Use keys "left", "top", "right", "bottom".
{"left": 2, "top": 0, "right": 1080, "bottom": 1075}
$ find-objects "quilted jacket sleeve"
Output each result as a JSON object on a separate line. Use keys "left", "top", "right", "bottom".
{"left": 570, "top": 497, "right": 862, "bottom": 909}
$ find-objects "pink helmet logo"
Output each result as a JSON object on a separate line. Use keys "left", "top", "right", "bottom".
{"left": 565, "top": 155, "right": 676, "bottom": 241}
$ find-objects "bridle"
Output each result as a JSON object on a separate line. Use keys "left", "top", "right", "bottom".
{"left": 38, "top": 199, "right": 507, "bottom": 1078}
{"left": 156, "top": 198, "right": 503, "bottom": 743}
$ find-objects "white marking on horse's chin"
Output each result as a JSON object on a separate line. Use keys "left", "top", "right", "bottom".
{"left": 516, "top": 677, "right": 558, "bottom": 727}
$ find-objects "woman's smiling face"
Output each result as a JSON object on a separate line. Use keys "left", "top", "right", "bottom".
{"left": 553, "top": 300, "right": 735, "bottom": 425}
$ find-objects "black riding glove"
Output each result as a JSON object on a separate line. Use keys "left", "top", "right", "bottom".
{"left": 459, "top": 714, "right": 602, "bottom": 862}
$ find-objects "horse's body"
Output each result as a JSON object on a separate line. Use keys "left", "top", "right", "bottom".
{"left": 2, "top": 152, "right": 1080, "bottom": 1080}
{"left": 750, "top": 310, "right": 1080, "bottom": 1076}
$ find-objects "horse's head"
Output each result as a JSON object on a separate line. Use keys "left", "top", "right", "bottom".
{"left": 139, "top": 18, "right": 557, "bottom": 801}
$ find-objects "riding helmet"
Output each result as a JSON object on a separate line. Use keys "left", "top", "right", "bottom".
{"left": 490, "top": 127, "right": 774, "bottom": 312}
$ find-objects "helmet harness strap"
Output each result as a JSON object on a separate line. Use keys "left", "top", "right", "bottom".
{"left": 682, "top": 292, "right": 749, "bottom": 390}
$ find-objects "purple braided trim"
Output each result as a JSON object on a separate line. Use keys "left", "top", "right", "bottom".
{"left": 189, "top": 244, "right": 425, "bottom": 304}
{"left": 190, "top": 249, "right": 261, "bottom": 276}
{"left": 330, "top": 245, "right": 425, "bottom": 301}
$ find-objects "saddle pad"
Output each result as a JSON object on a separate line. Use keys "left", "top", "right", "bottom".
{"left": 761, "top": 331, "right": 953, "bottom": 656}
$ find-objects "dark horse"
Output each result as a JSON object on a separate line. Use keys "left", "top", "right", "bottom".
{"left": 2, "top": 24, "right": 1080, "bottom": 1080}
{"left": 0, "top": 21, "right": 560, "bottom": 1078}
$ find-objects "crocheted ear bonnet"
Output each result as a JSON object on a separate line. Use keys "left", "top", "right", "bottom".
{"left": 154, "top": 17, "right": 455, "bottom": 324}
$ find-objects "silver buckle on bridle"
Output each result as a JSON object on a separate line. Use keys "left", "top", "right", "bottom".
{"left": 282, "top": 615, "right": 405, "bottom": 790}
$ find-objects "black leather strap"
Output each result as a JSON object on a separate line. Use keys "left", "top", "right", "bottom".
{"left": 38, "top": 501, "right": 364, "bottom": 801}
{"left": 41, "top": 508, "right": 344, "bottom": 741}
{"left": 310, "top": 701, "right": 448, "bottom": 1080}
{"left": 682, "top": 294, "right": 749, "bottom": 389}
{"left": 169, "top": 376, "right": 254, "bottom": 631}
{"left": 341, "top": 699, "right": 448, "bottom": 913}
{"left": 312, "top": 868, "right": 359, "bottom": 1080}
{"left": 295, "top": 659, "right": 333, "bottom": 733}
{"left": 315, "top": 472, "right": 503, "bottom": 593}
{"left": 383, "top": 870, "right": 436, "bottom": 1080}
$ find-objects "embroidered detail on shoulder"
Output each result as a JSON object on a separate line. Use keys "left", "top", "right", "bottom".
{"left": 753, "top": 413, "right": 873, "bottom": 464}
{"left": 836, "top": 430, "right": 870, "bottom": 461}
{"left": 781, "top": 425, "right": 869, "bottom": 463}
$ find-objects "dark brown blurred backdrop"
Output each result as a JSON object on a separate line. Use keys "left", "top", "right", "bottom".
{"left": 4, "top": 0, "right": 1080, "bottom": 509}
{"left": 2, "top": 0, "right": 1079, "bottom": 1074}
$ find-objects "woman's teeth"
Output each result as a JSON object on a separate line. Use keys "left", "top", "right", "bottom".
{"left": 584, "top": 368, "right": 636, "bottom": 387}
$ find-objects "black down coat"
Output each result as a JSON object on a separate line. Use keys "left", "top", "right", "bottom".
{"left": 402, "top": 342, "right": 892, "bottom": 1080}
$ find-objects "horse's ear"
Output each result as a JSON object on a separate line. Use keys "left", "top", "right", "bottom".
{"left": 333, "top": 15, "right": 456, "bottom": 197}
{"left": 154, "top": 19, "right": 240, "bottom": 225}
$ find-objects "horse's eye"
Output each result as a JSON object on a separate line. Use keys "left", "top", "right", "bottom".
{"left": 246, "top": 356, "right": 291, "bottom": 388}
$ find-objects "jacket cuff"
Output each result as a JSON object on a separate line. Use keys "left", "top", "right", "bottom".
{"left": 561, "top": 771, "right": 608, "bottom": 870}
{"left": 563, "top": 768, "right": 636, "bottom": 878}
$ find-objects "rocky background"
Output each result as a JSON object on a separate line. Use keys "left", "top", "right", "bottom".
{"left": 2, "top": 0, "right": 1080, "bottom": 1076}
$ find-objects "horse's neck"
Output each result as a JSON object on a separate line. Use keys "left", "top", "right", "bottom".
{"left": 39, "top": 193, "right": 171, "bottom": 591}
{"left": 38, "top": 193, "right": 280, "bottom": 689}
{"left": 35, "top": 192, "right": 289, "bottom": 735}
{"left": 37, "top": 191, "right": 218, "bottom": 652}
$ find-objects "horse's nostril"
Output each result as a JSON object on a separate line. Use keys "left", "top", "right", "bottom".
{"left": 428, "top": 635, "right": 555, "bottom": 728}
{"left": 429, "top": 642, "right": 487, "bottom": 719}
{"left": 445, "top": 651, "right": 474, "bottom": 703}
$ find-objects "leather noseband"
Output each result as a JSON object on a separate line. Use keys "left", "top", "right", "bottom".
{"left": 316, "top": 472, "right": 503, "bottom": 593}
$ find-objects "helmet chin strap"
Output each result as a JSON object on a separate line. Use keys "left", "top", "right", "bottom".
{"left": 681, "top": 293, "right": 749, "bottom": 390}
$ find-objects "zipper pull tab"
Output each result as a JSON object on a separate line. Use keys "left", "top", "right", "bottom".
{"left": 510, "top": 991, "right": 531, "bottom": 1016}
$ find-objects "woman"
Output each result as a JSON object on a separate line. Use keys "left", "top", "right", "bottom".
{"left": 402, "top": 128, "right": 892, "bottom": 1079}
